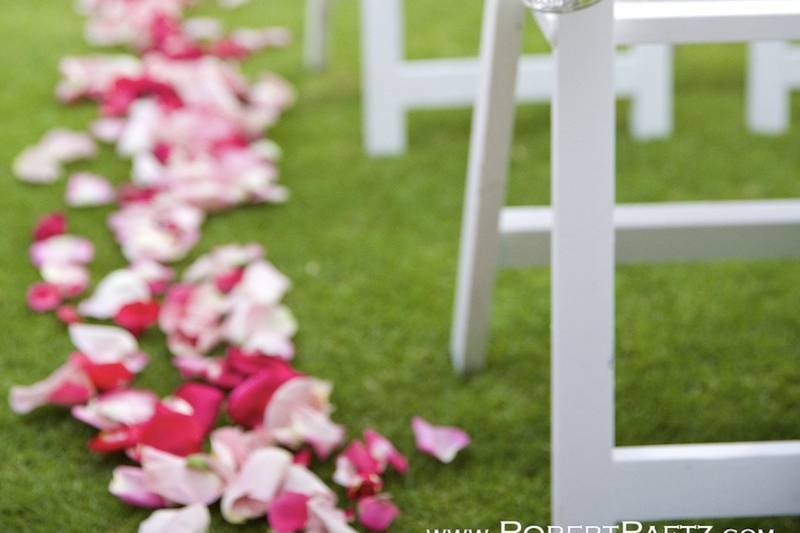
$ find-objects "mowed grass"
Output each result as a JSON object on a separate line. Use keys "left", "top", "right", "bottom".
{"left": 2, "top": 1, "right": 800, "bottom": 531}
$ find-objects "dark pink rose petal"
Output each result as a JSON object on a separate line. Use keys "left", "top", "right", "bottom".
{"left": 48, "top": 381, "right": 93, "bottom": 406}
{"left": 344, "top": 441, "right": 381, "bottom": 477}
{"left": 174, "top": 382, "right": 225, "bottom": 436}
{"left": 71, "top": 353, "right": 135, "bottom": 391}
{"left": 225, "top": 346, "right": 300, "bottom": 377}
{"left": 33, "top": 212, "right": 66, "bottom": 241}
{"left": 358, "top": 495, "right": 400, "bottom": 532}
{"left": 114, "top": 300, "right": 160, "bottom": 336}
{"left": 293, "top": 448, "right": 313, "bottom": 467}
{"left": 214, "top": 267, "right": 245, "bottom": 293}
{"left": 138, "top": 403, "right": 204, "bottom": 457}
{"left": 226, "top": 363, "right": 301, "bottom": 428}
{"left": 27, "top": 282, "right": 62, "bottom": 312}
{"left": 210, "top": 39, "right": 251, "bottom": 60}
{"left": 89, "top": 425, "right": 144, "bottom": 453}
{"left": 365, "top": 429, "right": 408, "bottom": 475}
{"left": 268, "top": 492, "right": 310, "bottom": 533}
{"left": 56, "top": 305, "right": 81, "bottom": 324}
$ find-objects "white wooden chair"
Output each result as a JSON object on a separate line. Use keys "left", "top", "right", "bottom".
{"left": 304, "top": 0, "right": 332, "bottom": 72}
{"left": 747, "top": 41, "right": 800, "bottom": 134}
{"left": 359, "top": 0, "right": 673, "bottom": 155}
{"left": 451, "top": 0, "right": 800, "bottom": 525}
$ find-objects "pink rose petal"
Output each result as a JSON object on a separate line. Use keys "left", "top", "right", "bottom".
{"left": 56, "top": 304, "right": 81, "bottom": 324}
{"left": 174, "top": 382, "right": 224, "bottom": 436}
{"left": 411, "top": 416, "right": 471, "bottom": 464}
{"left": 78, "top": 269, "right": 150, "bottom": 319}
{"left": 365, "top": 429, "right": 408, "bottom": 475}
{"left": 264, "top": 377, "right": 344, "bottom": 458}
{"left": 358, "top": 495, "right": 400, "bottom": 532}
{"left": 268, "top": 492, "right": 310, "bottom": 533}
{"left": 226, "top": 361, "right": 300, "bottom": 428}
{"left": 69, "top": 323, "right": 139, "bottom": 364}
{"left": 220, "top": 447, "right": 292, "bottom": 523}
{"left": 40, "top": 262, "right": 90, "bottom": 298}
{"left": 139, "top": 504, "right": 210, "bottom": 533}
{"left": 30, "top": 235, "right": 95, "bottom": 268}
{"left": 141, "top": 447, "right": 225, "bottom": 506}
{"left": 109, "top": 466, "right": 169, "bottom": 509}
{"left": 9, "top": 361, "right": 94, "bottom": 414}
{"left": 65, "top": 172, "right": 116, "bottom": 207}
{"left": 26, "top": 282, "right": 62, "bottom": 312}
{"left": 32, "top": 212, "right": 67, "bottom": 241}
{"left": 39, "top": 129, "right": 97, "bottom": 161}
{"left": 72, "top": 388, "right": 158, "bottom": 430}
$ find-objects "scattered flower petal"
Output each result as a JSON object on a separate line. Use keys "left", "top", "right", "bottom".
{"left": 411, "top": 417, "right": 471, "bottom": 464}
{"left": 30, "top": 234, "right": 94, "bottom": 268}
{"left": 268, "top": 492, "right": 310, "bottom": 533}
{"left": 221, "top": 447, "right": 292, "bottom": 523}
{"left": 66, "top": 172, "right": 116, "bottom": 206}
{"left": 141, "top": 447, "right": 225, "bottom": 505}
{"left": 358, "top": 495, "right": 400, "bottom": 532}
{"left": 114, "top": 300, "right": 160, "bottom": 335}
{"left": 139, "top": 504, "right": 210, "bottom": 533}
{"left": 33, "top": 212, "right": 67, "bottom": 241}
{"left": 26, "top": 282, "right": 62, "bottom": 312}
{"left": 79, "top": 269, "right": 150, "bottom": 318}
{"left": 110, "top": 466, "right": 169, "bottom": 509}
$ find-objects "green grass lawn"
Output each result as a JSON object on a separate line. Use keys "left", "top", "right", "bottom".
{"left": 3, "top": 1, "right": 800, "bottom": 531}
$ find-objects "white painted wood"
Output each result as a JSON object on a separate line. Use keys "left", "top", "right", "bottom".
{"left": 747, "top": 42, "right": 795, "bottom": 135}
{"left": 360, "top": 0, "right": 407, "bottom": 155}
{"left": 614, "top": 441, "right": 800, "bottom": 520}
{"left": 615, "top": 0, "right": 800, "bottom": 45}
{"left": 450, "top": 0, "right": 525, "bottom": 374}
{"left": 359, "top": 0, "right": 673, "bottom": 155}
{"left": 628, "top": 44, "right": 673, "bottom": 139}
{"left": 393, "top": 48, "right": 668, "bottom": 109}
{"left": 304, "top": 0, "right": 332, "bottom": 72}
{"left": 534, "top": 12, "right": 558, "bottom": 45}
{"left": 550, "top": 0, "right": 616, "bottom": 526}
{"left": 455, "top": 0, "right": 800, "bottom": 524}
{"left": 499, "top": 200, "right": 800, "bottom": 267}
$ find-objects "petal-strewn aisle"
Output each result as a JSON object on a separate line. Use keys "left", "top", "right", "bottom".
{"left": 8, "top": 1, "right": 468, "bottom": 531}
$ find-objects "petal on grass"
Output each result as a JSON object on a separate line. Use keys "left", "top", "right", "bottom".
{"left": 220, "top": 447, "right": 292, "bottom": 523}
{"left": 32, "top": 212, "right": 66, "bottom": 241}
{"left": 69, "top": 323, "right": 138, "bottom": 364}
{"left": 141, "top": 447, "right": 225, "bottom": 506}
{"left": 357, "top": 495, "right": 400, "bottom": 532}
{"left": 364, "top": 429, "right": 408, "bottom": 475}
{"left": 110, "top": 466, "right": 169, "bottom": 509}
{"left": 26, "top": 282, "right": 62, "bottom": 312}
{"left": 268, "top": 492, "right": 309, "bottom": 533}
{"left": 65, "top": 172, "right": 116, "bottom": 207}
{"left": 411, "top": 417, "right": 471, "bottom": 464}
{"left": 30, "top": 235, "right": 94, "bottom": 267}
{"left": 78, "top": 269, "right": 150, "bottom": 319}
{"left": 138, "top": 504, "right": 210, "bottom": 533}
{"left": 9, "top": 362, "right": 94, "bottom": 414}
{"left": 174, "top": 382, "right": 225, "bottom": 436}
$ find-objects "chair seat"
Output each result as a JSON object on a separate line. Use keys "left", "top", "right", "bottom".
{"left": 534, "top": 0, "right": 800, "bottom": 46}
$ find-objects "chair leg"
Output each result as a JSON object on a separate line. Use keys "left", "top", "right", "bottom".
{"left": 450, "top": 0, "right": 525, "bottom": 374}
{"left": 747, "top": 42, "right": 790, "bottom": 135}
{"left": 304, "top": 0, "right": 332, "bottom": 72}
{"left": 550, "top": 0, "right": 616, "bottom": 526}
{"left": 629, "top": 44, "right": 674, "bottom": 140}
{"left": 360, "top": 0, "right": 407, "bottom": 155}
